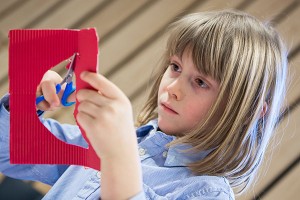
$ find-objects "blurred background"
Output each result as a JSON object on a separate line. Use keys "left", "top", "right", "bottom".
{"left": 0, "top": 0, "right": 299, "bottom": 199}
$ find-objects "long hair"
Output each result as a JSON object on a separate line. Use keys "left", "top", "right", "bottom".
{"left": 137, "top": 10, "right": 288, "bottom": 194}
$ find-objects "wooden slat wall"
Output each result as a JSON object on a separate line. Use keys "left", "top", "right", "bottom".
{"left": 0, "top": 0, "right": 299, "bottom": 199}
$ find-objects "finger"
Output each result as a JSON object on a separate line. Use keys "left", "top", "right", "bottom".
{"left": 36, "top": 70, "right": 63, "bottom": 108}
{"left": 77, "top": 89, "right": 109, "bottom": 106}
{"left": 76, "top": 111, "right": 95, "bottom": 140}
{"left": 77, "top": 100, "right": 101, "bottom": 119}
{"left": 67, "top": 91, "right": 76, "bottom": 103}
{"left": 36, "top": 85, "right": 50, "bottom": 110}
{"left": 80, "top": 71, "right": 123, "bottom": 99}
{"left": 36, "top": 100, "right": 51, "bottom": 111}
{"left": 40, "top": 81, "right": 60, "bottom": 107}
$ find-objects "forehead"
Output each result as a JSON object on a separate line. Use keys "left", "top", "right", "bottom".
{"left": 172, "top": 48, "right": 214, "bottom": 77}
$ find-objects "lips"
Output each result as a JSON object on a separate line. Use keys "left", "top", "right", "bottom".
{"left": 161, "top": 102, "right": 178, "bottom": 114}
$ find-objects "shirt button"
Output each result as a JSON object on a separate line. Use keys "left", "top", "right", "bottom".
{"left": 139, "top": 148, "right": 146, "bottom": 156}
{"left": 163, "top": 151, "right": 168, "bottom": 158}
{"left": 96, "top": 171, "right": 101, "bottom": 179}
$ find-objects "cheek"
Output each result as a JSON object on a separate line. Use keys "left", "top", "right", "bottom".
{"left": 183, "top": 100, "right": 213, "bottom": 126}
{"left": 158, "top": 77, "right": 168, "bottom": 95}
{"left": 158, "top": 83, "right": 163, "bottom": 96}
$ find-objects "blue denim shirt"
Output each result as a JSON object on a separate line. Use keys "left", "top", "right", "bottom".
{"left": 0, "top": 94, "right": 234, "bottom": 199}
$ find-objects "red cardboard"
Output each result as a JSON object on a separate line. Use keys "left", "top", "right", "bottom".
{"left": 9, "top": 29, "right": 100, "bottom": 170}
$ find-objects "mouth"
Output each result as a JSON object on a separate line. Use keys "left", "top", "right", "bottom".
{"left": 161, "top": 103, "right": 178, "bottom": 115}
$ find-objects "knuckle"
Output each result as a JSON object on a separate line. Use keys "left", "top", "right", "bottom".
{"left": 41, "top": 79, "right": 54, "bottom": 86}
{"left": 77, "top": 102, "right": 85, "bottom": 112}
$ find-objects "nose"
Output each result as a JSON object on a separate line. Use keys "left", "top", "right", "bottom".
{"left": 166, "top": 79, "right": 184, "bottom": 101}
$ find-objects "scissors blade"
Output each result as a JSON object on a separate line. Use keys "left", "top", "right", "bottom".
{"left": 68, "top": 53, "right": 77, "bottom": 73}
{"left": 60, "top": 53, "right": 77, "bottom": 85}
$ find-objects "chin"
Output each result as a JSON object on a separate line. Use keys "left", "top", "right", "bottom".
{"left": 157, "top": 117, "right": 180, "bottom": 136}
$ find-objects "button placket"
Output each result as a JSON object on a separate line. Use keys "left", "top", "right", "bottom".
{"left": 96, "top": 171, "right": 101, "bottom": 179}
{"left": 77, "top": 169, "right": 100, "bottom": 199}
{"left": 139, "top": 147, "right": 146, "bottom": 156}
{"left": 162, "top": 151, "right": 168, "bottom": 158}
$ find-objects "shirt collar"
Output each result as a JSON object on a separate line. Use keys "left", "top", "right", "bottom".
{"left": 136, "top": 119, "right": 157, "bottom": 138}
{"left": 164, "top": 144, "right": 212, "bottom": 167}
{"left": 136, "top": 119, "right": 212, "bottom": 167}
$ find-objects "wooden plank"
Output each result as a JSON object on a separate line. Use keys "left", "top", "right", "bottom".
{"left": 191, "top": 0, "right": 247, "bottom": 11}
{"left": 80, "top": 0, "right": 148, "bottom": 39}
{"left": 276, "top": 2, "right": 300, "bottom": 53}
{"left": 110, "top": 35, "right": 166, "bottom": 100}
{"left": 33, "top": 0, "right": 105, "bottom": 28}
{"left": 243, "top": 0, "right": 295, "bottom": 21}
{"left": 0, "top": 0, "right": 21, "bottom": 14}
{"left": 0, "top": 0, "right": 25, "bottom": 43}
{"left": 0, "top": 0, "right": 62, "bottom": 36}
{"left": 264, "top": 161, "right": 300, "bottom": 200}
{"left": 286, "top": 53, "right": 300, "bottom": 106}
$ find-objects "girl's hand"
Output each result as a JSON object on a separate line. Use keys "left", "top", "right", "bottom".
{"left": 36, "top": 70, "right": 75, "bottom": 111}
{"left": 76, "top": 71, "right": 137, "bottom": 159}
{"left": 76, "top": 71, "right": 142, "bottom": 199}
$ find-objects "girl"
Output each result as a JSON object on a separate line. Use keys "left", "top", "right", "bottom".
{"left": 0, "top": 9, "right": 287, "bottom": 199}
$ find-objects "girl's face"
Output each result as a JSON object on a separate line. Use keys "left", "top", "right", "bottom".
{"left": 157, "top": 49, "right": 221, "bottom": 136}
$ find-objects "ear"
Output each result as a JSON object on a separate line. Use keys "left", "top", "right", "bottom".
{"left": 260, "top": 101, "right": 268, "bottom": 118}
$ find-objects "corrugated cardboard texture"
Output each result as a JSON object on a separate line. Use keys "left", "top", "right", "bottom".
{"left": 9, "top": 29, "right": 100, "bottom": 170}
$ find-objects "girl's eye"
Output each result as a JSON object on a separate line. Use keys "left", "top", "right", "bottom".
{"left": 170, "top": 63, "right": 181, "bottom": 72}
{"left": 195, "top": 78, "right": 208, "bottom": 88}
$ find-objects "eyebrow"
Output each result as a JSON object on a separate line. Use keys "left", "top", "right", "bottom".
{"left": 170, "top": 54, "right": 182, "bottom": 63}
{"left": 171, "top": 54, "right": 218, "bottom": 87}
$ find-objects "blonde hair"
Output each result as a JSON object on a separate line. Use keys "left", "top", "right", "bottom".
{"left": 137, "top": 10, "right": 288, "bottom": 194}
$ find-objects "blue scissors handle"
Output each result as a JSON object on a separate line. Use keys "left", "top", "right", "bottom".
{"left": 36, "top": 83, "right": 75, "bottom": 116}
{"left": 36, "top": 83, "right": 76, "bottom": 106}
{"left": 61, "top": 81, "right": 76, "bottom": 106}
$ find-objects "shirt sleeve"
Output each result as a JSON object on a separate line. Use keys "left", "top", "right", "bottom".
{"left": 0, "top": 94, "right": 87, "bottom": 186}
{"left": 39, "top": 117, "right": 88, "bottom": 148}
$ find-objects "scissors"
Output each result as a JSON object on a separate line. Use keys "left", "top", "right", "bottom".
{"left": 36, "top": 53, "right": 77, "bottom": 115}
